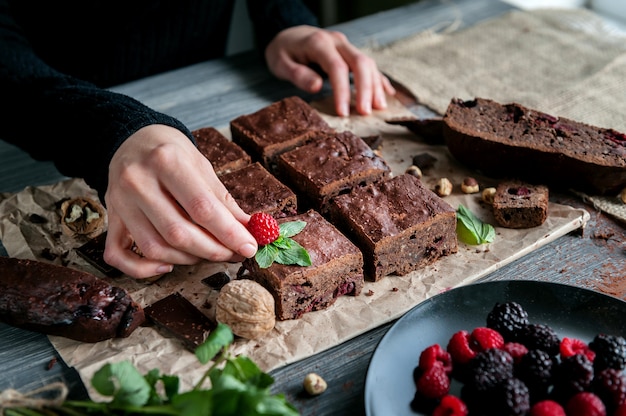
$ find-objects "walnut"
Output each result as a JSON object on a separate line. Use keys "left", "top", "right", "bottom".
{"left": 434, "top": 178, "right": 453, "bottom": 197}
{"left": 60, "top": 197, "right": 106, "bottom": 238}
{"left": 620, "top": 187, "right": 626, "bottom": 204}
{"left": 461, "top": 177, "right": 480, "bottom": 194}
{"left": 216, "top": 279, "right": 275, "bottom": 339}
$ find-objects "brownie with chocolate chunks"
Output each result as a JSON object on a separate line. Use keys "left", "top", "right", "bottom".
{"left": 229, "top": 96, "right": 332, "bottom": 170}
{"left": 219, "top": 162, "right": 297, "bottom": 219}
{"left": 492, "top": 181, "right": 549, "bottom": 229}
{"left": 0, "top": 256, "right": 144, "bottom": 342}
{"left": 239, "top": 209, "right": 363, "bottom": 321}
{"left": 442, "top": 97, "right": 626, "bottom": 195}
{"left": 191, "top": 126, "right": 251, "bottom": 175}
{"left": 327, "top": 174, "right": 458, "bottom": 281}
{"left": 276, "top": 130, "right": 391, "bottom": 213}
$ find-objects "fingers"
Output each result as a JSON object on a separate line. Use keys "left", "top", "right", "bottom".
{"left": 104, "top": 125, "right": 257, "bottom": 279}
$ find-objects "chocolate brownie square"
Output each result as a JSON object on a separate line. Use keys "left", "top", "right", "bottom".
{"left": 219, "top": 162, "right": 297, "bottom": 218}
{"left": 191, "top": 126, "right": 251, "bottom": 175}
{"left": 276, "top": 131, "right": 391, "bottom": 212}
{"left": 229, "top": 96, "right": 332, "bottom": 169}
{"left": 492, "top": 181, "right": 549, "bottom": 229}
{"left": 239, "top": 209, "right": 363, "bottom": 320}
{"left": 328, "top": 174, "right": 458, "bottom": 281}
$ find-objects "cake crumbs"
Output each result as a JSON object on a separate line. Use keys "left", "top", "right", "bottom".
{"left": 365, "top": 290, "right": 375, "bottom": 296}
{"left": 47, "top": 357, "right": 58, "bottom": 370}
{"left": 391, "top": 287, "right": 399, "bottom": 292}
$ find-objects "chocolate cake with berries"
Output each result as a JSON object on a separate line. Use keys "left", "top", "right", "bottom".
{"left": 219, "top": 162, "right": 298, "bottom": 218}
{"left": 276, "top": 130, "right": 391, "bottom": 212}
{"left": 492, "top": 181, "right": 549, "bottom": 229}
{"left": 191, "top": 126, "right": 251, "bottom": 175}
{"left": 328, "top": 174, "right": 458, "bottom": 281}
{"left": 240, "top": 209, "right": 363, "bottom": 320}
{"left": 442, "top": 97, "right": 626, "bottom": 195}
{"left": 229, "top": 96, "right": 332, "bottom": 170}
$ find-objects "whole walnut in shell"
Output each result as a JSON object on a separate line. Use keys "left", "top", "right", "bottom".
{"left": 216, "top": 279, "right": 275, "bottom": 340}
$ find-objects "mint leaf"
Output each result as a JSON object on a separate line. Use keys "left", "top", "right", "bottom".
{"left": 195, "top": 323, "right": 234, "bottom": 365}
{"left": 279, "top": 220, "right": 306, "bottom": 238}
{"left": 91, "top": 361, "right": 151, "bottom": 407}
{"left": 456, "top": 204, "right": 496, "bottom": 245}
{"left": 221, "top": 356, "right": 274, "bottom": 388}
{"left": 274, "top": 238, "right": 312, "bottom": 267}
{"left": 255, "top": 243, "right": 280, "bottom": 269}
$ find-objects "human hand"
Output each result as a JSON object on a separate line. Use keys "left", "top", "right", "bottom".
{"left": 103, "top": 125, "right": 258, "bottom": 279}
{"left": 265, "top": 25, "right": 396, "bottom": 117}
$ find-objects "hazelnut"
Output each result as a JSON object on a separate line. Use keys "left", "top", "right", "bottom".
{"left": 303, "top": 373, "right": 327, "bottom": 396}
{"left": 482, "top": 187, "right": 497, "bottom": 205}
{"left": 434, "top": 178, "right": 453, "bottom": 197}
{"left": 216, "top": 279, "right": 275, "bottom": 339}
{"left": 620, "top": 187, "right": 626, "bottom": 204}
{"left": 405, "top": 165, "right": 423, "bottom": 179}
{"left": 461, "top": 177, "right": 480, "bottom": 194}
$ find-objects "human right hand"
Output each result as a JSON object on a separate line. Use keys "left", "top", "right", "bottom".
{"left": 103, "top": 124, "right": 258, "bottom": 279}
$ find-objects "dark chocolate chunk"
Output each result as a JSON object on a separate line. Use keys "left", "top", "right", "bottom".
{"left": 411, "top": 152, "right": 438, "bottom": 171}
{"left": 28, "top": 213, "right": 48, "bottom": 224}
{"left": 386, "top": 117, "right": 444, "bottom": 144}
{"left": 201, "top": 272, "right": 231, "bottom": 290}
{"left": 361, "top": 134, "right": 384, "bottom": 150}
{"left": 144, "top": 292, "right": 216, "bottom": 351}
{"left": 76, "top": 232, "right": 122, "bottom": 277}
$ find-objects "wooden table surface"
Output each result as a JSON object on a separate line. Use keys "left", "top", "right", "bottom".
{"left": 1, "top": 0, "right": 625, "bottom": 415}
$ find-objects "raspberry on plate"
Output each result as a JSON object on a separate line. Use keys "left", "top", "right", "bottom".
{"left": 566, "top": 392, "right": 606, "bottom": 416}
{"left": 416, "top": 361, "right": 450, "bottom": 400}
{"left": 419, "top": 343, "right": 453, "bottom": 375}
{"left": 560, "top": 336, "right": 596, "bottom": 362}
{"left": 247, "top": 212, "right": 280, "bottom": 246}
{"left": 530, "top": 400, "right": 566, "bottom": 416}
{"left": 432, "top": 395, "right": 468, "bottom": 416}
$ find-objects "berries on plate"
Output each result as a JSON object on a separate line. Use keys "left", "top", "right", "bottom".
{"left": 565, "top": 392, "right": 606, "bottom": 416}
{"left": 416, "top": 361, "right": 450, "bottom": 400}
{"left": 589, "top": 333, "right": 626, "bottom": 372}
{"left": 560, "top": 336, "right": 596, "bottom": 362}
{"left": 419, "top": 344, "right": 453, "bottom": 375}
{"left": 530, "top": 400, "right": 566, "bottom": 416}
{"left": 247, "top": 212, "right": 280, "bottom": 246}
{"left": 432, "top": 395, "right": 467, "bottom": 416}
{"left": 487, "top": 301, "right": 529, "bottom": 342}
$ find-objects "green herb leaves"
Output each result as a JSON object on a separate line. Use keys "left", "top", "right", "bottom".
{"left": 58, "top": 323, "right": 298, "bottom": 416}
{"left": 255, "top": 220, "right": 311, "bottom": 269}
{"left": 456, "top": 204, "right": 496, "bottom": 245}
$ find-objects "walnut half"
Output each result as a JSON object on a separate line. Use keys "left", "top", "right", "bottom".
{"left": 60, "top": 197, "right": 106, "bottom": 238}
{"left": 216, "top": 279, "right": 276, "bottom": 339}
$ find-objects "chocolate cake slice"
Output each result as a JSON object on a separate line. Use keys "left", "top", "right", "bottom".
{"left": 328, "top": 174, "right": 458, "bottom": 281}
{"left": 0, "top": 256, "right": 144, "bottom": 342}
{"left": 492, "top": 181, "right": 549, "bottom": 229}
{"left": 192, "top": 126, "right": 251, "bottom": 175}
{"left": 240, "top": 209, "right": 363, "bottom": 320}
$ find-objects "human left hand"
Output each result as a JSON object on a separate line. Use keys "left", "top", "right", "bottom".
{"left": 264, "top": 25, "right": 396, "bottom": 117}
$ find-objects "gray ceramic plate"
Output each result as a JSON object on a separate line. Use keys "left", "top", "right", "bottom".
{"left": 364, "top": 280, "right": 626, "bottom": 416}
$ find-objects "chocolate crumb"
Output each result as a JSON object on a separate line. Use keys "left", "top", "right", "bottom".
{"left": 47, "top": 357, "right": 57, "bottom": 370}
{"left": 201, "top": 271, "right": 231, "bottom": 290}
{"left": 366, "top": 290, "right": 374, "bottom": 296}
{"left": 392, "top": 287, "right": 399, "bottom": 292}
{"left": 40, "top": 248, "right": 58, "bottom": 261}
{"left": 28, "top": 213, "right": 48, "bottom": 224}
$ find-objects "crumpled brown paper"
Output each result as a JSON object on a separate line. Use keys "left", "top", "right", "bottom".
{"left": 0, "top": 95, "right": 589, "bottom": 399}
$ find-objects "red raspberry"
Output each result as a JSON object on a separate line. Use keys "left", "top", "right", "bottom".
{"left": 419, "top": 344, "right": 453, "bottom": 375}
{"left": 502, "top": 342, "right": 529, "bottom": 365}
{"left": 447, "top": 327, "right": 504, "bottom": 365}
{"left": 565, "top": 392, "right": 606, "bottom": 416}
{"left": 561, "top": 337, "right": 596, "bottom": 362}
{"left": 530, "top": 400, "right": 566, "bottom": 416}
{"left": 247, "top": 212, "right": 280, "bottom": 246}
{"left": 447, "top": 330, "right": 476, "bottom": 365}
{"left": 471, "top": 327, "right": 504, "bottom": 351}
{"left": 432, "top": 395, "right": 468, "bottom": 416}
{"left": 416, "top": 361, "right": 450, "bottom": 400}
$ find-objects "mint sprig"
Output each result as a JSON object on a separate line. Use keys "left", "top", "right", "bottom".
{"left": 456, "top": 204, "right": 496, "bottom": 245}
{"left": 10, "top": 324, "right": 298, "bottom": 416}
{"left": 255, "top": 220, "right": 312, "bottom": 269}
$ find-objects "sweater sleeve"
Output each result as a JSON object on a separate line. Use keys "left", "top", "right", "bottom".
{"left": 0, "top": 0, "right": 194, "bottom": 201}
{"left": 246, "top": 0, "right": 319, "bottom": 51}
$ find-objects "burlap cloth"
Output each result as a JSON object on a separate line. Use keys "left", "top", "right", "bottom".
{"left": 365, "top": 7, "right": 626, "bottom": 223}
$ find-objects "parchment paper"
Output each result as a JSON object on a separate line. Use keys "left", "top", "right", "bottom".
{"left": 0, "top": 94, "right": 589, "bottom": 399}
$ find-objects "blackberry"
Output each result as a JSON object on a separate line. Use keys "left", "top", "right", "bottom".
{"left": 519, "top": 323, "right": 560, "bottom": 356}
{"left": 551, "top": 353, "right": 594, "bottom": 404}
{"left": 467, "top": 348, "right": 514, "bottom": 391}
{"left": 487, "top": 301, "right": 529, "bottom": 342}
{"left": 593, "top": 368, "right": 626, "bottom": 413}
{"left": 516, "top": 349, "right": 554, "bottom": 401}
{"left": 589, "top": 333, "right": 626, "bottom": 372}
{"left": 491, "top": 377, "right": 531, "bottom": 416}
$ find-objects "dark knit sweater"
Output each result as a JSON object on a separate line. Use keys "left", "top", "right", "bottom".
{"left": 0, "top": 0, "right": 317, "bottom": 199}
